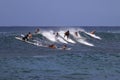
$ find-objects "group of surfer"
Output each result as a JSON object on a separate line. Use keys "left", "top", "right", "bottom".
{"left": 22, "top": 28, "right": 96, "bottom": 50}
{"left": 53, "top": 30, "right": 70, "bottom": 39}
{"left": 21, "top": 28, "right": 68, "bottom": 49}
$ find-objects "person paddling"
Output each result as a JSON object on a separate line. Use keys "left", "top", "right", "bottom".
{"left": 48, "top": 44, "right": 57, "bottom": 49}
{"left": 62, "top": 44, "right": 67, "bottom": 50}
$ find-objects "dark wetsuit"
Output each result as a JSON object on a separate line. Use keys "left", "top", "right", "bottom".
{"left": 75, "top": 32, "right": 78, "bottom": 36}
{"left": 22, "top": 34, "right": 29, "bottom": 41}
{"left": 64, "top": 31, "right": 69, "bottom": 39}
{"left": 55, "top": 32, "right": 59, "bottom": 38}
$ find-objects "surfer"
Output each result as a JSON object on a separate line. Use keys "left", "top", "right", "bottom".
{"left": 90, "top": 30, "right": 96, "bottom": 34}
{"left": 35, "top": 28, "right": 40, "bottom": 34}
{"left": 64, "top": 30, "right": 70, "bottom": 39}
{"left": 55, "top": 32, "right": 59, "bottom": 38}
{"left": 62, "top": 44, "right": 67, "bottom": 50}
{"left": 75, "top": 32, "right": 78, "bottom": 37}
{"left": 48, "top": 44, "right": 57, "bottom": 49}
{"left": 22, "top": 32, "right": 32, "bottom": 41}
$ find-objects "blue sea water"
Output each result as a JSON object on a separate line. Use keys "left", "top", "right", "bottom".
{"left": 0, "top": 26, "right": 120, "bottom": 80}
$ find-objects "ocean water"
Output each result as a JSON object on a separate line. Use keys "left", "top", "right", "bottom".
{"left": 0, "top": 26, "right": 120, "bottom": 80}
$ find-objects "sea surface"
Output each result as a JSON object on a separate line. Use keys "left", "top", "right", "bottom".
{"left": 0, "top": 26, "right": 120, "bottom": 80}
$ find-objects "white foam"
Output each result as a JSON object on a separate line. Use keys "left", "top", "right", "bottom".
{"left": 56, "top": 37, "right": 68, "bottom": 44}
{"left": 70, "top": 31, "right": 94, "bottom": 46}
{"left": 41, "top": 30, "right": 68, "bottom": 44}
{"left": 58, "top": 31, "right": 76, "bottom": 44}
{"left": 41, "top": 30, "right": 57, "bottom": 42}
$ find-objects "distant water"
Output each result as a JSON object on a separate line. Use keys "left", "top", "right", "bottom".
{"left": 0, "top": 26, "right": 120, "bottom": 80}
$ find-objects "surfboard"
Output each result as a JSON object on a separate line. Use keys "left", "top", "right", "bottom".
{"left": 71, "top": 32, "right": 94, "bottom": 46}
{"left": 70, "top": 32, "right": 86, "bottom": 40}
{"left": 15, "top": 37, "right": 71, "bottom": 50}
{"left": 15, "top": 37, "right": 34, "bottom": 44}
{"left": 55, "top": 36, "right": 68, "bottom": 44}
{"left": 70, "top": 32, "right": 94, "bottom": 46}
{"left": 41, "top": 31, "right": 68, "bottom": 44}
{"left": 57, "top": 47, "right": 71, "bottom": 50}
{"left": 40, "top": 41, "right": 71, "bottom": 50}
{"left": 84, "top": 32, "right": 101, "bottom": 40}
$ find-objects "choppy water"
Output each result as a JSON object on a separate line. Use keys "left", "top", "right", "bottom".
{"left": 0, "top": 26, "right": 120, "bottom": 80}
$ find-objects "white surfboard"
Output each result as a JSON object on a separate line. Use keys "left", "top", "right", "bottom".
{"left": 70, "top": 32, "right": 86, "bottom": 40}
{"left": 15, "top": 37, "right": 34, "bottom": 44}
{"left": 15, "top": 37, "right": 71, "bottom": 50}
{"left": 57, "top": 47, "right": 71, "bottom": 50}
{"left": 70, "top": 32, "right": 94, "bottom": 46}
{"left": 41, "top": 31, "right": 68, "bottom": 44}
{"left": 55, "top": 36, "right": 68, "bottom": 44}
{"left": 84, "top": 32, "right": 101, "bottom": 40}
{"left": 15, "top": 37, "right": 47, "bottom": 47}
